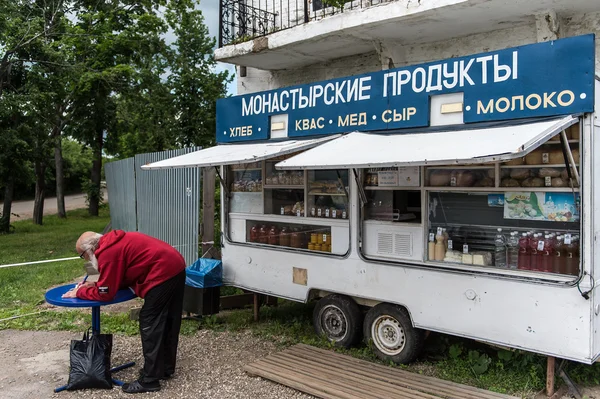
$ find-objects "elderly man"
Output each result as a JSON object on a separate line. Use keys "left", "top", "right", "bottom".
{"left": 63, "top": 230, "right": 186, "bottom": 394}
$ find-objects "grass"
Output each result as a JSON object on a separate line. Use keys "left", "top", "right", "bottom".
{"left": 3, "top": 207, "right": 600, "bottom": 397}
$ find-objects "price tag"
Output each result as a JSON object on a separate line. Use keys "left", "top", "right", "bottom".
{"left": 437, "top": 227, "right": 443, "bottom": 235}
{"left": 342, "top": 211, "right": 347, "bottom": 219}
{"left": 332, "top": 210, "right": 337, "bottom": 218}
{"left": 325, "top": 209, "right": 330, "bottom": 218}
{"left": 317, "top": 209, "right": 322, "bottom": 217}
{"left": 463, "top": 244, "right": 469, "bottom": 254}
{"left": 545, "top": 176, "right": 552, "bottom": 187}
{"left": 280, "top": 207, "right": 285, "bottom": 215}
{"left": 565, "top": 234, "right": 572, "bottom": 244}
{"left": 311, "top": 208, "right": 316, "bottom": 217}
{"left": 542, "top": 153, "right": 549, "bottom": 164}
{"left": 448, "top": 240, "right": 453, "bottom": 249}
{"left": 537, "top": 240, "right": 545, "bottom": 251}
{"left": 450, "top": 177, "right": 457, "bottom": 187}
{"left": 323, "top": 234, "right": 327, "bottom": 243}
{"left": 296, "top": 210, "right": 301, "bottom": 217}
{"left": 429, "top": 233, "right": 435, "bottom": 242}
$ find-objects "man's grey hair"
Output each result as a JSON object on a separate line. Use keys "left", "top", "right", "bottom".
{"left": 81, "top": 233, "right": 103, "bottom": 252}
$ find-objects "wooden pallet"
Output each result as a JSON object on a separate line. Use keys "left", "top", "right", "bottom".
{"left": 244, "top": 344, "right": 520, "bottom": 399}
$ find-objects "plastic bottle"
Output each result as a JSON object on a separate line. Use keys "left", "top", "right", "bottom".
{"left": 442, "top": 228, "right": 449, "bottom": 250}
{"left": 518, "top": 233, "right": 530, "bottom": 270}
{"left": 541, "top": 234, "right": 554, "bottom": 272}
{"left": 507, "top": 232, "right": 519, "bottom": 269}
{"left": 553, "top": 235, "right": 565, "bottom": 274}
{"left": 434, "top": 229, "right": 446, "bottom": 261}
{"left": 565, "top": 235, "right": 579, "bottom": 276}
{"left": 494, "top": 228, "right": 507, "bottom": 268}
{"left": 530, "top": 234, "right": 540, "bottom": 271}
{"left": 428, "top": 232, "right": 436, "bottom": 261}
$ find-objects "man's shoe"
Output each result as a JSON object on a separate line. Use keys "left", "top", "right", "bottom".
{"left": 138, "top": 368, "right": 174, "bottom": 380}
{"left": 122, "top": 380, "right": 161, "bottom": 394}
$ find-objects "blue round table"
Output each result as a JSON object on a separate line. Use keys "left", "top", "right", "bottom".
{"left": 45, "top": 284, "right": 138, "bottom": 392}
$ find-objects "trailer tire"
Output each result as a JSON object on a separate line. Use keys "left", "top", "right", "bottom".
{"left": 313, "top": 295, "right": 362, "bottom": 348}
{"left": 364, "top": 303, "right": 424, "bottom": 364}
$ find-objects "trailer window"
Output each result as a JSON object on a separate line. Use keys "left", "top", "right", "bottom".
{"left": 364, "top": 190, "right": 421, "bottom": 223}
{"left": 427, "top": 191, "right": 581, "bottom": 276}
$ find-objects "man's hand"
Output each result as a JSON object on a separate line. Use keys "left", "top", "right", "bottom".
{"left": 62, "top": 286, "right": 79, "bottom": 298}
{"left": 77, "top": 281, "right": 95, "bottom": 289}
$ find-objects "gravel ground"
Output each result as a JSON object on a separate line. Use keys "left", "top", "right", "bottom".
{"left": 0, "top": 329, "right": 314, "bottom": 399}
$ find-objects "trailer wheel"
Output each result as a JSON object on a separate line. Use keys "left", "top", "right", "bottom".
{"left": 313, "top": 295, "right": 362, "bottom": 348}
{"left": 364, "top": 303, "right": 424, "bottom": 364}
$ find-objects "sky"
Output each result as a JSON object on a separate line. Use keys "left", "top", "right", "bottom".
{"left": 189, "top": 1, "right": 237, "bottom": 96}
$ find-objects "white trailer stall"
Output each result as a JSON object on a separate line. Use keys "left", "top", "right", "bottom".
{"left": 143, "top": 34, "right": 600, "bottom": 366}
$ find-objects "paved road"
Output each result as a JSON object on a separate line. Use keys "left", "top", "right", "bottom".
{"left": 10, "top": 189, "right": 108, "bottom": 221}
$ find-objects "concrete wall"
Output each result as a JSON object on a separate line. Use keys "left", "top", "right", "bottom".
{"left": 237, "top": 11, "right": 600, "bottom": 95}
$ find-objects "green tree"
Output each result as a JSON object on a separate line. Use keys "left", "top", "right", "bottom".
{"left": 165, "top": 0, "right": 231, "bottom": 149}
{"left": 67, "top": 0, "right": 168, "bottom": 215}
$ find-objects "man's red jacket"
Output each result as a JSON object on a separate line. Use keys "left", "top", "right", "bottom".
{"left": 77, "top": 231, "right": 186, "bottom": 301}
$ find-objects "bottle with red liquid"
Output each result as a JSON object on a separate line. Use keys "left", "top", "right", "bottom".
{"left": 258, "top": 225, "right": 268, "bottom": 244}
{"left": 553, "top": 235, "right": 565, "bottom": 274}
{"left": 518, "top": 233, "right": 531, "bottom": 270}
{"left": 541, "top": 234, "right": 554, "bottom": 272}
{"left": 530, "top": 234, "right": 540, "bottom": 271}
{"left": 564, "top": 235, "right": 580, "bottom": 276}
{"left": 249, "top": 224, "right": 259, "bottom": 243}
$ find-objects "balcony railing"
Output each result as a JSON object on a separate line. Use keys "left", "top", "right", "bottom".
{"left": 219, "top": 0, "right": 395, "bottom": 47}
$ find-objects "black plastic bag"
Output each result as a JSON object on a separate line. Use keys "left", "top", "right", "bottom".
{"left": 66, "top": 328, "right": 113, "bottom": 390}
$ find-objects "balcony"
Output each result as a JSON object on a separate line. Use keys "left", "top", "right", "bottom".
{"left": 216, "top": 0, "right": 600, "bottom": 71}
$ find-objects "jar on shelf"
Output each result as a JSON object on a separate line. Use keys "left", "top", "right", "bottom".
{"left": 268, "top": 226, "right": 279, "bottom": 246}
{"left": 258, "top": 225, "right": 268, "bottom": 244}
{"left": 280, "top": 227, "right": 290, "bottom": 247}
{"left": 290, "top": 230, "right": 301, "bottom": 248}
{"left": 249, "top": 225, "right": 259, "bottom": 243}
{"left": 310, "top": 233, "right": 318, "bottom": 244}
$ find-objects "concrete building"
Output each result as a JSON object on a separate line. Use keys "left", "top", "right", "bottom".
{"left": 216, "top": 0, "right": 600, "bottom": 95}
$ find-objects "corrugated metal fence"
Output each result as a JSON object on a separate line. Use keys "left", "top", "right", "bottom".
{"left": 104, "top": 148, "right": 202, "bottom": 265}
{"left": 104, "top": 157, "right": 137, "bottom": 232}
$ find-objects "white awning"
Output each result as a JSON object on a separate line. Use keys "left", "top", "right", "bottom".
{"left": 141, "top": 136, "right": 338, "bottom": 170}
{"left": 275, "top": 116, "right": 577, "bottom": 170}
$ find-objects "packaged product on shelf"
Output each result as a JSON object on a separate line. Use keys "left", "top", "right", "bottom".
{"left": 449, "top": 170, "right": 476, "bottom": 187}
{"left": 429, "top": 170, "right": 451, "bottom": 186}
{"left": 474, "top": 177, "right": 495, "bottom": 187}
{"left": 510, "top": 169, "right": 531, "bottom": 180}
{"left": 538, "top": 168, "right": 562, "bottom": 178}
{"left": 443, "top": 250, "right": 462, "bottom": 263}
{"left": 521, "top": 177, "right": 544, "bottom": 187}
{"left": 472, "top": 252, "right": 492, "bottom": 266}
{"left": 501, "top": 178, "right": 520, "bottom": 187}
{"left": 462, "top": 253, "right": 474, "bottom": 264}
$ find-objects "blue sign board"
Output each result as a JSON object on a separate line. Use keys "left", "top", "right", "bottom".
{"left": 216, "top": 34, "right": 595, "bottom": 144}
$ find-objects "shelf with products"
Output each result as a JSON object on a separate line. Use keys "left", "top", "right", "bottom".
{"left": 264, "top": 188, "right": 305, "bottom": 217}
{"left": 426, "top": 167, "right": 496, "bottom": 188}
{"left": 499, "top": 165, "right": 579, "bottom": 189}
{"left": 424, "top": 187, "right": 579, "bottom": 193}
{"left": 264, "top": 185, "right": 305, "bottom": 190}
{"left": 228, "top": 163, "right": 263, "bottom": 193}
{"left": 307, "top": 169, "right": 349, "bottom": 219}
{"left": 245, "top": 220, "right": 334, "bottom": 253}
{"left": 265, "top": 153, "right": 305, "bottom": 187}
{"left": 363, "top": 166, "right": 420, "bottom": 188}
{"left": 426, "top": 191, "right": 581, "bottom": 277}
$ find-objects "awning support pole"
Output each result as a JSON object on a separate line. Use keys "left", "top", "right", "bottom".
{"left": 214, "top": 166, "right": 230, "bottom": 198}
{"left": 352, "top": 169, "right": 367, "bottom": 205}
{"left": 559, "top": 129, "right": 580, "bottom": 187}
{"left": 546, "top": 356, "right": 555, "bottom": 397}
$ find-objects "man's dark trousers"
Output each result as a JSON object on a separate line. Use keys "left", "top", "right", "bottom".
{"left": 139, "top": 270, "right": 186, "bottom": 383}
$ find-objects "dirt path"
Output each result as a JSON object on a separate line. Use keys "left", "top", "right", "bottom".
{"left": 10, "top": 189, "right": 108, "bottom": 221}
{"left": 0, "top": 329, "right": 313, "bottom": 399}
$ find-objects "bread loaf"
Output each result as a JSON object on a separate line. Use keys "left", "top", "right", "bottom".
{"left": 510, "top": 169, "right": 530, "bottom": 180}
{"left": 450, "top": 170, "right": 476, "bottom": 187}
{"left": 504, "top": 157, "right": 525, "bottom": 166}
{"left": 429, "top": 170, "right": 451, "bottom": 186}
{"left": 572, "top": 149, "right": 580, "bottom": 164}
{"left": 501, "top": 178, "right": 520, "bottom": 187}
{"left": 538, "top": 168, "right": 561, "bottom": 178}
{"left": 522, "top": 177, "right": 544, "bottom": 187}
{"left": 548, "top": 149, "right": 565, "bottom": 164}
{"left": 525, "top": 150, "right": 543, "bottom": 165}
{"left": 551, "top": 177, "right": 568, "bottom": 187}
{"left": 571, "top": 124, "right": 580, "bottom": 140}
{"left": 474, "top": 177, "right": 494, "bottom": 187}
